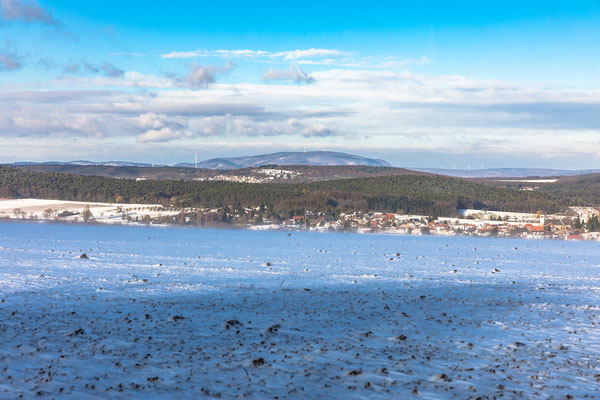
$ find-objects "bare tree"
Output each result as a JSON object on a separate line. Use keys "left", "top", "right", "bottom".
{"left": 42, "top": 208, "right": 56, "bottom": 219}
{"left": 12, "top": 208, "right": 26, "bottom": 219}
{"left": 82, "top": 205, "right": 93, "bottom": 222}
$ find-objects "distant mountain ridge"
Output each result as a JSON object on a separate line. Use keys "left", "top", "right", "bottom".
{"left": 175, "top": 151, "right": 393, "bottom": 169}
{"left": 7, "top": 152, "right": 391, "bottom": 169}
{"left": 11, "top": 160, "right": 156, "bottom": 168}
{"left": 414, "top": 168, "right": 600, "bottom": 178}
{"left": 7, "top": 156, "right": 599, "bottom": 178}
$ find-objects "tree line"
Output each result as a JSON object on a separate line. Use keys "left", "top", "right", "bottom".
{"left": 0, "top": 165, "right": 590, "bottom": 218}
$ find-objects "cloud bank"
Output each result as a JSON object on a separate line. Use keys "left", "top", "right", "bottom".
{"left": 2, "top": 42, "right": 600, "bottom": 167}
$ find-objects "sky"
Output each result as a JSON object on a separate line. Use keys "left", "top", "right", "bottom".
{"left": 1, "top": 0, "right": 600, "bottom": 169}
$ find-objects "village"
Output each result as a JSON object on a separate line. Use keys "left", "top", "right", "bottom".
{"left": 330, "top": 209, "right": 600, "bottom": 240}
{"left": 193, "top": 168, "right": 302, "bottom": 183}
{"left": 248, "top": 207, "right": 600, "bottom": 241}
{"left": 1, "top": 198, "right": 599, "bottom": 241}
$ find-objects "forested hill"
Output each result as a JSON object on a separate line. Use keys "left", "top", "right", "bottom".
{"left": 0, "top": 165, "right": 580, "bottom": 217}
{"left": 536, "top": 173, "right": 600, "bottom": 200}
{"left": 11, "top": 163, "right": 427, "bottom": 183}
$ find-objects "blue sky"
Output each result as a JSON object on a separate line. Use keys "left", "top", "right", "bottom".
{"left": 1, "top": 0, "right": 599, "bottom": 168}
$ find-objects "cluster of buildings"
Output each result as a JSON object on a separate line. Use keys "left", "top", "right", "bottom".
{"left": 3, "top": 198, "right": 599, "bottom": 241}
{"left": 111, "top": 204, "right": 600, "bottom": 241}
{"left": 252, "top": 208, "right": 600, "bottom": 241}
{"left": 195, "top": 168, "right": 301, "bottom": 183}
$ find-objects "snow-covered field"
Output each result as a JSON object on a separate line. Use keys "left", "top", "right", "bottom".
{"left": 0, "top": 198, "right": 178, "bottom": 224}
{"left": 1, "top": 222, "right": 599, "bottom": 399}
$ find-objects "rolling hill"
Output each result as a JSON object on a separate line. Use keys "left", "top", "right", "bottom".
{"left": 175, "top": 151, "right": 392, "bottom": 169}
{"left": 414, "top": 167, "right": 600, "bottom": 178}
{"left": 0, "top": 165, "right": 576, "bottom": 217}
{"left": 8, "top": 164, "right": 425, "bottom": 183}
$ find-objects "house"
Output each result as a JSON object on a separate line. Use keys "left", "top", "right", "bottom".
{"left": 566, "top": 234, "right": 583, "bottom": 240}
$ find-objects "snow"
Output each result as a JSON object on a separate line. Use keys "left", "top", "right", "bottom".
{"left": 494, "top": 179, "right": 559, "bottom": 183}
{"left": 0, "top": 198, "right": 178, "bottom": 224}
{"left": 1, "top": 221, "right": 599, "bottom": 399}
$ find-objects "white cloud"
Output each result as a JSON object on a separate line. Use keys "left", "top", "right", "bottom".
{"left": 137, "top": 127, "right": 181, "bottom": 142}
{"left": 301, "top": 122, "right": 336, "bottom": 137}
{"left": 137, "top": 113, "right": 165, "bottom": 130}
{"left": 185, "top": 63, "right": 215, "bottom": 87}
{"left": 187, "top": 114, "right": 336, "bottom": 139}
{"left": 191, "top": 114, "right": 292, "bottom": 138}
{"left": 0, "top": 109, "right": 105, "bottom": 138}
{"left": 4, "top": 63, "right": 600, "bottom": 165}
{"left": 123, "top": 71, "right": 174, "bottom": 88}
{"left": 159, "top": 48, "right": 429, "bottom": 70}
{"left": 162, "top": 50, "right": 205, "bottom": 59}
{"left": 178, "top": 61, "right": 234, "bottom": 88}
{"left": 162, "top": 49, "right": 270, "bottom": 59}
{"left": 271, "top": 48, "right": 346, "bottom": 60}
{"left": 161, "top": 48, "right": 345, "bottom": 61}
{"left": 263, "top": 66, "right": 315, "bottom": 84}
{"left": 136, "top": 113, "right": 187, "bottom": 142}
{"left": 305, "top": 55, "right": 431, "bottom": 69}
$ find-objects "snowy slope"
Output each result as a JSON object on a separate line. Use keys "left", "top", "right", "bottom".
{"left": 413, "top": 167, "right": 600, "bottom": 178}
{"left": 1, "top": 222, "right": 599, "bottom": 399}
{"left": 176, "top": 151, "right": 393, "bottom": 169}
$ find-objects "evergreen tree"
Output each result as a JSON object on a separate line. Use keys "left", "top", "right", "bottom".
{"left": 586, "top": 215, "right": 599, "bottom": 232}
